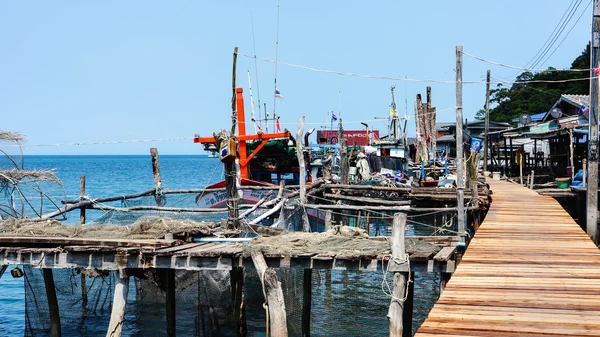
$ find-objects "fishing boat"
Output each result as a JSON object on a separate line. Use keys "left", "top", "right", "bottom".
{"left": 207, "top": 151, "right": 218, "bottom": 158}
{"left": 194, "top": 88, "right": 311, "bottom": 209}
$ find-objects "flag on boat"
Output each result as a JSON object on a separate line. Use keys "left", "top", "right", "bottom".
{"left": 578, "top": 104, "right": 589, "bottom": 116}
{"left": 257, "top": 124, "right": 263, "bottom": 132}
{"left": 275, "top": 88, "right": 284, "bottom": 99}
{"left": 389, "top": 107, "right": 398, "bottom": 117}
{"left": 276, "top": 118, "right": 281, "bottom": 132}
{"left": 331, "top": 112, "right": 338, "bottom": 121}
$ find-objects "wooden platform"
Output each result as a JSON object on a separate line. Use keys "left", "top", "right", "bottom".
{"left": 416, "top": 179, "right": 600, "bottom": 336}
{"left": 0, "top": 236, "right": 458, "bottom": 274}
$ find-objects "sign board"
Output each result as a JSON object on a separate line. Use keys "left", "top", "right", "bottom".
{"left": 316, "top": 130, "right": 380, "bottom": 146}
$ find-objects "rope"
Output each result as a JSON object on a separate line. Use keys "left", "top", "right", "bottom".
{"left": 381, "top": 253, "right": 412, "bottom": 303}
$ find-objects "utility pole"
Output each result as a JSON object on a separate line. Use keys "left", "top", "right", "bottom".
{"left": 483, "top": 70, "right": 491, "bottom": 173}
{"left": 588, "top": 1, "right": 600, "bottom": 244}
{"left": 456, "top": 46, "right": 465, "bottom": 236}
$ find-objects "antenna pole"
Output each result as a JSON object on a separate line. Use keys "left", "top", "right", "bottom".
{"left": 587, "top": 0, "right": 599, "bottom": 243}
{"left": 272, "top": 0, "right": 280, "bottom": 122}
{"left": 250, "top": 11, "right": 262, "bottom": 130}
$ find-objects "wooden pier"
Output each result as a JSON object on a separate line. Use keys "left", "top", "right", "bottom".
{"left": 416, "top": 179, "right": 600, "bottom": 336}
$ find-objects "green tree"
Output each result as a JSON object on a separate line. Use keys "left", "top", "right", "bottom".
{"left": 488, "top": 44, "right": 590, "bottom": 123}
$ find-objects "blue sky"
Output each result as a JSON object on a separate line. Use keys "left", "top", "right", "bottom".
{"left": 0, "top": 1, "right": 593, "bottom": 155}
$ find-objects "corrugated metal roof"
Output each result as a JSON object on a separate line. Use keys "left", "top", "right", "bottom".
{"left": 562, "top": 94, "right": 589, "bottom": 108}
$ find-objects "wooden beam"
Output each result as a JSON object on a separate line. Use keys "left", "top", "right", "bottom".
{"left": 322, "top": 193, "right": 411, "bottom": 206}
{"left": 43, "top": 268, "right": 61, "bottom": 337}
{"left": 250, "top": 251, "right": 288, "bottom": 337}
{"left": 106, "top": 274, "right": 129, "bottom": 337}
{"left": 249, "top": 199, "right": 285, "bottom": 225}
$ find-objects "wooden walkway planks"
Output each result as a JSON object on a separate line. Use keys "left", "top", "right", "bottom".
{"left": 416, "top": 179, "right": 600, "bottom": 336}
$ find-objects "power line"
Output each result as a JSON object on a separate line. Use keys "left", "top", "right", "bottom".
{"left": 539, "top": 0, "right": 593, "bottom": 67}
{"left": 524, "top": 0, "right": 580, "bottom": 70}
{"left": 530, "top": 0, "right": 584, "bottom": 70}
{"left": 8, "top": 137, "right": 191, "bottom": 147}
{"left": 463, "top": 50, "right": 591, "bottom": 72}
{"left": 240, "top": 52, "right": 596, "bottom": 85}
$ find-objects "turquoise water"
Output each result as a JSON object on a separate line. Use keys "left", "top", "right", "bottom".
{"left": 0, "top": 155, "right": 225, "bottom": 336}
{"left": 0, "top": 155, "right": 440, "bottom": 336}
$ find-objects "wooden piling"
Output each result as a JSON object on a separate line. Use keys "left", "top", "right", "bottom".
{"left": 439, "top": 272, "right": 452, "bottom": 294}
{"left": 251, "top": 250, "right": 288, "bottom": 337}
{"left": 529, "top": 170, "right": 535, "bottom": 190}
{"left": 403, "top": 273, "right": 414, "bottom": 337}
{"left": 81, "top": 274, "right": 88, "bottom": 309}
{"left": 79, "top": 175, "right": 86, "bottom": 225}
{"left": 230, "top": 266, "right": 247, "bottom": 336}
{"left": 166, "top": 269, "right": 176, "bottom": 337}
{"left": 43, "top": 268, "right": 61, "bottom": 337}
{"left": 324, "top": 210, "right": 333, "bottom": 231}
{"left": 150, "top": 148, "right": 162, "bottom": 190}
{"left": 297, "top": 117, "right": 311, "bottom": 232}
{"left": 0, "top": 265, "right": 7, "bottom": 279}
{"left": 106, "top": 273, "right": 129, "bottom": 337}
{"left": 388, "top": 213, "right": 408, "bottom": 337}
{"left": 569, "top": 129, "right": 575, "bottom": 182}
{"left": 302, "top": 269, "right": 312, "bottom": 337}
{"left": 340, "top": 137, "right": 349, "bottom": 184}
{"left": 583, "top": 159, "right": 588, "bottom": 188}
{"left": 297, "top": 117, "right": 307, "bottom": 205}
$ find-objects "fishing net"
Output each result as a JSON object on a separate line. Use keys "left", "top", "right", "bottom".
{"left": 19, "top": 260, "right": 439, "bottom": 336}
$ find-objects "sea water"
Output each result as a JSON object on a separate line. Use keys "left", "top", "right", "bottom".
{"left": 0, "top": 155, "right": 440, "bottom": 336}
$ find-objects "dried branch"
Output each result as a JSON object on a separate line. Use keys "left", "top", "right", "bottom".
{"left": 0, "top": 169, "right": 59, "bottom": 184}
{"left": 0, "top": 131, "right": 25, "bottom": 142}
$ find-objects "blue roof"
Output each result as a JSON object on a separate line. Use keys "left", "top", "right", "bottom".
{"left": 511, "top": 112, "right": 547, "bottom": 123}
